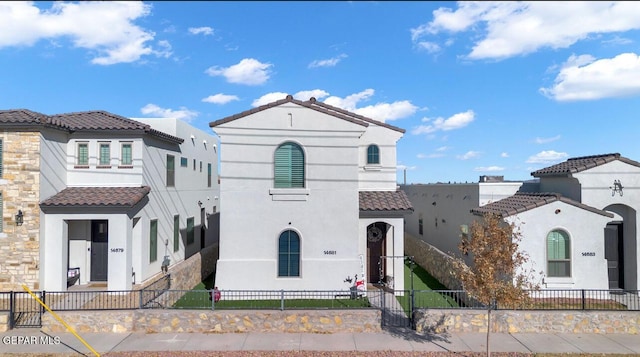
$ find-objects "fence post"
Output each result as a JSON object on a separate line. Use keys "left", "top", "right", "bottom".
{"left": 280, "top": 290, "right": 284, "bottom": 311}
{"left": 41, "top": 291, "right": 46, "bottom": 314}
{"left": 9, "top": 291, "right": 14, "bottom": 330}
{"left": 139, "top": 289, "right": 143, "bottom": 309}
{"left": 381, "top": 289, "right": 386, "bottom": 328}
{"left": 581, "top": 289, "right": 586, "bottom": 310}
{"left": 410, "top": 289, "right": 415, "bottom": 329}
{"left": 211, "top": 290, "right": 215, "bottom": 311}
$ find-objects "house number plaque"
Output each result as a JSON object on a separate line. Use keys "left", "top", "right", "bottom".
{"left": 581, "top": 252, "right": 595, "bottom": 257}
{"left": 324, "top": 250, "right": 337, "bottom": 255}
{"left": 110, "top": 248, "right": 124, "bottom": 253}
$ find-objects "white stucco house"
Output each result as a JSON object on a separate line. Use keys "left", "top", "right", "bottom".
{"left": 403, "top": 153, "right": 640, "bottom": 292}
{"left": 0, "top": 110, "right": 219, "bottom": 292}
{"left": 210, "top": 95, "right": 413, "bottom": 292}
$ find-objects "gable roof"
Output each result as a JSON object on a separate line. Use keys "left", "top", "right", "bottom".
{"left": 209, "top": 95, "right": 406, "bottom": 133}
{"left": 359, "top": 190, "right": 414, "bottom": 212}
{"left": 531, "top": 153, "right": 640, "bottom": 177}
{"left": 0, "top": 109, "right": 183, "bottom": 144}
{"left": 40, "top": 186, "right": 151, "bottom": 208}
{"left": 471, "top": 192, "right": 613, "bottom": 218}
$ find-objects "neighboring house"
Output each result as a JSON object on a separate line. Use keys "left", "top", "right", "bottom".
{"left": 209, "top": 95, "right": 413, "bottom": 292}
{"left": 403, "top": 153, "right": 640, "bottom": 291}
{"left": 0, "top": 110, "right": 219, "bottom": 292}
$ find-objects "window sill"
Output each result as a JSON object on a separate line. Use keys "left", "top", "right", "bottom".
{"left": 97, "top": 165, "right": 112, "bottom": 169}
{"left": 74, "top": 165, "right": 90, "bottom": 169}
{"left": 118, "top": 165, "right": 133, "bottom": 169}
{"left": 364, "top": 165, "right": 382, "bottom": 171}
{"left": 269, "top": 188, "right": 310, "bottom": 201}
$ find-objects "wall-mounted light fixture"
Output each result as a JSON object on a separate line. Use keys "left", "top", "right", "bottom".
{"left": 431, "top": 201, "right": 436, "bottom": 206}
{"left": 555, "top": 209, "right": 561, "bottom": 214}
{"left": 15, "top": 210, "right": 23, "bottom": 226}
{"left": 610, "top": 180, "right": 624, "bottom": 197}
{"left": 197, "top": 200, "right": 203, "bottom": 207}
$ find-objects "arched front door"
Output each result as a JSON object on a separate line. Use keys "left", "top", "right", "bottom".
{"left": 367, "top": 222, "right": 387, "bottom": 284}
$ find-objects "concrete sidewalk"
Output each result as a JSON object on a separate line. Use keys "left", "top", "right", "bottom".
{"left": 1, "top": 328, "right": 640, "bottom": 355}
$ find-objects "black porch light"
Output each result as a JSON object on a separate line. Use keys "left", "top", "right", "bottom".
{"left": 15, "top": 210, "right": 23, "bottom": 226}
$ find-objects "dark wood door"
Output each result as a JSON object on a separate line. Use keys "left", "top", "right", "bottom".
{"left": 367, "top": 224, "right": 386, "bottom": 284}
{"left": 90, "top": 220, "right": 108, "bottom": 281}
{"left": 605, "top": 223, "right": 624, "bottom": 289}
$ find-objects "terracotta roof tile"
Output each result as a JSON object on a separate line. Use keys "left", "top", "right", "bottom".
{"left": 209, "top": 95, "right": 406, "bottom": 133}
{"left": 471, "top": 192, "right": 613, "bottom": 218}
{"left": 0, "top": 109, "right": 183, "bottom": 144}
{"left": 40, "top": 186, "right": 151, "bottom": 208}
{"left": 531, "top": 153, "right": 640, "bottom": 177}
{"left": 359, "top": 190, "right": 414, "bottom": 212}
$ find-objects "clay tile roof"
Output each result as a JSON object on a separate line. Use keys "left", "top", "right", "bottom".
{"left": 40, "top": 186, "right": 151, "bottom": 208}
{"left": 531, "top": 153, "right": 640, "bottom": 177}
{"left": 209, "top": 95, "right": 405, "bottom": 133}
{"left": 471, "top": 192, "right": 613, "bottom": 218}
{"left": 0, "top": 109, "right": 49, "bottom": 124}
{"left": 0, "top": 109, "right": 184, "bottom": 144}
{"left": 359, "top": 190, "right": 414, "bottom": 212}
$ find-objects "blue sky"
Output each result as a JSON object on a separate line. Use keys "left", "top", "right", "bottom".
{"left": 2, "top": 1, "right": 640, "bottom": 184}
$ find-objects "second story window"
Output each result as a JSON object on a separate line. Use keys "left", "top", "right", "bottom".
{"left": 99, "top": 142, "right": 111, "bottom": 166}
{"left": 167, "top": 154, "right": 175, "bottom": 187}
{"left": 367, "top": 144, "right": 380, "bottom": 165}
{"left": 77, "top": 142, "right": 89, "bottom": 166}
{"left": 274, "top": 142, "right": 305, "bottom": 188}
{"left": 207, "top": 163, "right": 212, "bottom": 187}
{"left": 121, "top": 143, "right": 132, "bottom": 166}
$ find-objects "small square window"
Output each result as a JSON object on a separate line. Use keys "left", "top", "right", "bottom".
{"left": 180, "top": 157, "right": 188, "bottom": 167}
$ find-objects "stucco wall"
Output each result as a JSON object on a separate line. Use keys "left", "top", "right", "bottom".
{"left": 0, "top": 131, "right": 41, "bottom": 291}
{"left": 213, "top": 103, "right": 366, "bottom": 291}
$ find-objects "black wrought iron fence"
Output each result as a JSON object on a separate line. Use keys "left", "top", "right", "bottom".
{"left": 413, "top": 289, "right": 640, "bottom": 311}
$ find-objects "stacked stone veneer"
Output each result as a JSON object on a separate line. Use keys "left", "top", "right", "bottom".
{"left": 405, "top": 232, "right": 462, "bottom": 290}
{"left": 415, "top": 309, "right": 640, "bottom": 334}
{"left": 40, "top": 309, "right": 381, "bottom": 334}
{"left": 0, "top": 131, "right": 41, "bottom": 291}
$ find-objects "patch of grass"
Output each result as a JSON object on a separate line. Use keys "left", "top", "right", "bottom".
{"left": 397, "top": 261, "right": 460, "bottom": 312}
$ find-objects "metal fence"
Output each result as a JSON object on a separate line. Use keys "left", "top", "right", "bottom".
{"left": 2, "top": 288, "right": 639, "bottom": 313}
{"left": 413, "top": 289, "right": 640, "bottom": 311}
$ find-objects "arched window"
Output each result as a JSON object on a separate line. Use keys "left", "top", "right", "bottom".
{"left": 547, "top": 230, "right": 571, "bottom": 277}
{"left": 274, "top": 142, "right": 305, "bottom": 188}
{"left": 367, "top": 145, "right": 380, "bottom": 164}
{"left": 278, "top": 230, "right": 300, "bottom": 277}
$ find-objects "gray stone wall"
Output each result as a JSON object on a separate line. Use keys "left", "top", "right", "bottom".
{"left": 415, "top": 309, "right": 640, "bottom": 334}
{"left": 0, "top": 131, "right": 41, "bottom": 291}
{"left": 405, "top": 232, "right": 462, "bottom": 290}
{"left": 40, "top": 309, "right": 381, "bottom": 334}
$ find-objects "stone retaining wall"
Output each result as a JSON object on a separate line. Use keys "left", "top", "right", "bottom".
{"left": 167, "top": 244, "right": 218, "bottom": 292}
{"left": 405, "top": 232, "right": 462, "bottom": 290}
{"left": 40, "top": 309, "right": 381, "bottom": 334}
{"left": 415, "top": 309, "right": 640, "bottom": 334}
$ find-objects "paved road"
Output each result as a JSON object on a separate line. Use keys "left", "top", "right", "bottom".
{"left": 1, "top": 328, "right": 640, "bottom": 355}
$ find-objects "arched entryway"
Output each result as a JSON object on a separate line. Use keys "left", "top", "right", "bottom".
{"left": 367, "top": 222, "right": 388, "bottom": 284}
{"left": 603, "top": 204, "right": 637, "bottom": 290}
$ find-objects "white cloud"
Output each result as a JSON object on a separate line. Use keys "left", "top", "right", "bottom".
{"left": 206, "top": 58, "right": 272, "bottom": 85}
{"left": 500, "top": 152, "right": 509, "bottom": 158}
{"left": 436, "top": 146, "right": 450, "bottom": 152}
{"left": 412, "top": 2, "right": 640, "bottom": 60}
{"left": 308, "top": 54, "right": 347, "bottom": 68}
{"left": 411, "top": 110, "right": 475, "bottom": 135}
{"left": 540, "top": 53, "right": 640, "bottom": 101}
{"left": 526, "top": 150, "right": 569, "bottom": 164}
{"left": 474, "top": 166, "right": 505, "bottom": 172}
{"left": 252, "top": 89, "right": 417, "bottom": 122}
{"left": 416, "top": 41, "right": 441, "bottom": 54}
{"left": 533, "top": 135, "right": 561, "bottom": 144}
{"left": 457, "top": 151, "right": 481, "bottom": 160}
{"left": 397, "top": 164, "right": 417, "bottom": 171}
{"left": 417, "top": 153, "right": 445, "bottom": 159}
{"left": 140, "top": 104, "right": 198, "bottom": 122}
{"left": 188, "top": 27, "right": 214, "bottom": 36}
{"left": 0, "top": 1, "right": 168, "bottom": 65}
{"left": 202, "top": 93, "right": 239, "bottom": 105}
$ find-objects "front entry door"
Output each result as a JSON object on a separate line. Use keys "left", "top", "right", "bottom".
{"left": 367, "top": 223, "right": 386, "bottom": 284}
{"left": 605, "top": 222, "right": 624, "bottom": 289}
{"left": 90, "top": 220, "right": 108, "bottom": 281}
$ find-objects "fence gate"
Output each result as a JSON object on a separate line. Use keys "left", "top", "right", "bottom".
{"left": 9, "top": 291, "right": 44, "bottom": 329}
{"left": 377, "top": 289, "right": 413, "bottom": 329}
